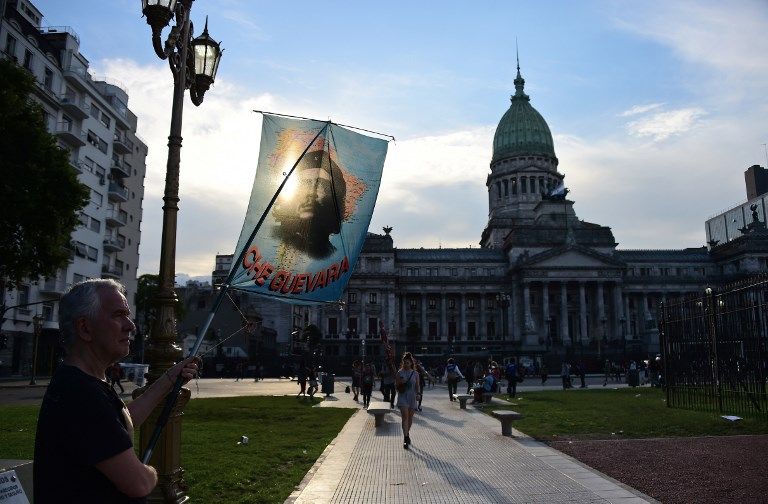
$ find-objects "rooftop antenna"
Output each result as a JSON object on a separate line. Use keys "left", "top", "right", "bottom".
{"left": 516, "top": 37, "right": 520, "bottom": 74}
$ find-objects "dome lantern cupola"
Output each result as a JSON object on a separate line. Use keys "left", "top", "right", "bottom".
{"left": 492, "top": 59, "right": 556, "bottom": 165}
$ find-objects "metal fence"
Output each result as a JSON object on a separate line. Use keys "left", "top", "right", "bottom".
{"left": 659, "top": 274, "right": 768, "bottom": 420}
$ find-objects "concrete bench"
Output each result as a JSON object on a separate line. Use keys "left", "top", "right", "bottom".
{"left": 366, "top": 402, "right": 393, "bottom": 427}
{"left": 453, "top": 393, "right": 473, "bottom": 409}
{"left": 491, "top": 410, "right": 523, "bottom": 436}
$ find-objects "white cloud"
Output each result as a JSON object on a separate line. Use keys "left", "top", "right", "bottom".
{"left": 610, "top": 0, "right": 768, "bottom": 101}
{"left": 625, "top": 107, "right": 706, "bottom": 141}
{"left": 620, "top": 103, "right": 664, "bottom": 117}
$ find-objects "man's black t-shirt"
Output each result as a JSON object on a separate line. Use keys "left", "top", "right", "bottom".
{"left": 33, "top": 364, "right": 144, "bottom": 503}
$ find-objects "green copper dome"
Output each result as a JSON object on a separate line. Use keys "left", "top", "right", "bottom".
{"left": 492, "top": 67, "right": 556, "bottom": 164}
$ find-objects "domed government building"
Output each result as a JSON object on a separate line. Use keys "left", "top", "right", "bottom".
{"left": 219, "top": 65, "right": 768, "bottom": 372}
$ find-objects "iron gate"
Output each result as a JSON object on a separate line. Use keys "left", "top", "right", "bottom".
{"left": 659, "top": 274, "right": 768, "bottom": 419}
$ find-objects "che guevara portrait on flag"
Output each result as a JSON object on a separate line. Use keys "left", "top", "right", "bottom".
{"left": 271, "top": 149, "right": 346, "bottom": 259}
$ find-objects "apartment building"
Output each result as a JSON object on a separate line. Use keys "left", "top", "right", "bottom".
{"left": 0, "top": 0, "right": 147, "bottom": 377}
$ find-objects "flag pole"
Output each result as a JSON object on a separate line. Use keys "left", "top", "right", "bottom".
{"left": 141, "top": 120, "right": 331, "bottom": 464}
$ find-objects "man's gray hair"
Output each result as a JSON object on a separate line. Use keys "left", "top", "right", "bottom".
{"left": 59, "top": 279, "right": 126, "bottom": 349}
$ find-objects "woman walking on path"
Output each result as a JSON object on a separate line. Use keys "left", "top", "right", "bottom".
{"left": 351, "top": 360, "right": 362, "bottom": 402}
{"left": 395, "top": 352, "right": 420, "bottom": 449}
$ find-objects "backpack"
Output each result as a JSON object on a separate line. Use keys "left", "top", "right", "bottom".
{"left": 446, "top": 364, "right": 459, "bottom": 381}
{"left": 363, "top": 374, "right": 373, "bottom": 385}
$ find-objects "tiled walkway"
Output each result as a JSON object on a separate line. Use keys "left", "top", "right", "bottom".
{"left": 288, "top": 385, "right": 657, "bottom": 503}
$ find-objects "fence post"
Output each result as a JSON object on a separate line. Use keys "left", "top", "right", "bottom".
{"left": 659, "top": 300, "right": 670, "bottom": 408}
{"left": 705, "top": 287, "right": 722, "bottom": 413}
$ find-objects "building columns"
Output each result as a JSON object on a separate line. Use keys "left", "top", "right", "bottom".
{"left": 560, "top": 282, "right": 569, "bottom": 345}
{"left": 479, "top": 294, "right": 486, "bottom": 339}
{"left": 541, "top": 281, "right": 550, "bottom": 343}
{"left": 613, "top": 283, "right": 623, "bottom": 340}
{"left": 440, "top": 293, "right": 447, "bottom": 339}
{"left": 460, "top": 293, "right": 466, "bottom": 339}
{"left": 596, "top": 281, "right": 605, "bottom": 339}
{"left": 523, "top": 281, "right": 534, "bottom": 331}
{"left": 421, "top": 293, "right": 427, "bottom": 340}
{"left": 579, "top": 282, "right": 587, "bottom": 342}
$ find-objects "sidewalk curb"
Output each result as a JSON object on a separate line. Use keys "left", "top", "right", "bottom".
{"left": 284, "top": 408, "right": 364, "bottom": 504}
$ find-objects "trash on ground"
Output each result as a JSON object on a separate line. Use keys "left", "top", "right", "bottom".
{"left": 237, "top": 435, "right": 249, "bottom": 445}
{"left": 721, "top": 415, "right": 742, "bottom": 422}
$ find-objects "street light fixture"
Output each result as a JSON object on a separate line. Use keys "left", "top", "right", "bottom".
{"left": 29, "top": 314, "right": 42, "bottom": 385}
{"left": 138, "top": 1, "right": 222, "bottom": 500}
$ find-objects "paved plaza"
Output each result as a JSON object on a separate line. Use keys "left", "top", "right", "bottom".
{"left": 1, "top": 376, "right": 656, "bottom": 503}
{"left": 292, "top": 381, "right": 656, "bottom": 504}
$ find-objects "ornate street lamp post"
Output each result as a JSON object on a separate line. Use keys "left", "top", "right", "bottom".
{"left": 29, "top": 314, "right": 42, "bottom": 385}
{"left": 137, "top": 1, "right": 222, "bottom": 502}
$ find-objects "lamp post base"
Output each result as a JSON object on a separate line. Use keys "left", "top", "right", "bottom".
{"left": 134, "top": 386, "right": 192, "bottom": 503}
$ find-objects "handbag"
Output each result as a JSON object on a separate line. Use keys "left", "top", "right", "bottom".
{"left": 345, "top": 385, "right": 351, "bottom": 393}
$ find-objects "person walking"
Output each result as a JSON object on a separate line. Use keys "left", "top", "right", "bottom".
{"left": 464, "top": 361, "right": 475, "bottom": 393}
{"left": 307, "top": 367, "right": 318, "bottom": 398}
{"left": 234, "top": 361, "right": 244, "bottom": 382}
{"left": 108, "top": 362, "right": 124, "bottom": 394}
{"left": 395, "top": 352, "right": 420, "bottom": 449}
{"left": 561, "top": 361, "right": 571, "bottom": 390}
{"left": 541, "top": 364, "right": 549, "bottom": 385}
{"left": 443, "top": 358, "right": 464, "bottom": 401}
{"left": 414, "top": 359, "right": 433, "bottom": 412}
{"left": 296, "top": 362, "right": 308, "bottom": 397}
{"left": 351, "top": 360, "right": 362, "bottom": 402}
{"left": 504, "top": 359, "right": 518, "bottom": 398}
{"left": 578, "top": 361, "right": 587, "bottom": 388}
{"left": 380, "top": 363, "right": 396, "bottom": 407}
{"left": 361, "top": 363, "right": 376, "bottom": 407}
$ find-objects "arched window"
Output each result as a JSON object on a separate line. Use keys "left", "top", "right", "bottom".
{"left": 511, "top": 178, "right": 517, "bottom": 195}
{"left": 521, "top": 176, "right": 527, "bottom": 194}
{"left": 496, "top": 181, "right": 501, "bottom": 199}
{"left": 538, "top": 176, "right": 545, "bottom": 194}
{"left": 503, "top": 179, "right": 508, "bottom": 196}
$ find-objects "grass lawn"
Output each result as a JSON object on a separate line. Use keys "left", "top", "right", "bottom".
{"left": 492, "top": 387, "right": 768, "bottom": 441}
{"left": 0, "top": 396, "right": 354, "bottom": 503}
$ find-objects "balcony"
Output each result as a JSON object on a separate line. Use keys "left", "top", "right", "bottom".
{"left": 107, "top": 181, "right": 129, "bottom": 203}
{"left": 101, "top": 264, "right": 122, "bottom": 279}
{"left": 112, "top": 131, "right": 133, "bottom": 154}
{"left": 63, "top": 61, "right": 90, "bottom": 91}
{"left": 59, "top": 92, "right": 88, "bottom": 120}
{"left": 69, "top": 159, "right": 83, "bottom": 174}
{"left": 32, "top": 80, "right": 58, "bottom": 107}
{"left": 110, "top": 157, "right": 130, "bottom": 178}
{"left": 103, "top": 235, "right": 125, "bottom": 252}
{"left": 54, "top": 121, "right": 86, "bottom": 147}
{"left": 105, "top": 209, "right": 128, "bottom": 227}
{"left": 39, "top": 278, "right": 67, "bottom": 295}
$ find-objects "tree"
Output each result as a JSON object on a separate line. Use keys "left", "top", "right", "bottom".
{"left": 134, "top": 274, "right": 185, "bottom": 346}
{"left": 0, "top": 59, "right": 89, "bottom": 289}
{"left": 303, "top": 324, "right": 322, "bottom": 350}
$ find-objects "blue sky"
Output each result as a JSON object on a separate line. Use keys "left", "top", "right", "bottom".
{"left": 34, "top": 0, "right": 768, "bottom": 279}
